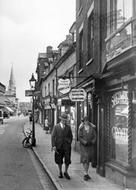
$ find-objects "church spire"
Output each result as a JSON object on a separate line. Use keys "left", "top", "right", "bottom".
{"left": 8, "top": 64, "right": 16, "bottom": 96}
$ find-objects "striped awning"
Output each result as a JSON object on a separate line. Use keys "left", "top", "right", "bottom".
{"left": 5, "top": 106, "right": 14, "bottom": 113}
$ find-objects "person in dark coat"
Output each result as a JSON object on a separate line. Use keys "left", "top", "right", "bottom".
{"left": 29, "top": 113, "right": 32, "bottom": 123}
{"left": 44, "top": 117, "right": 49, "bottom": 133}
{"left": 51, "top": 112, "right": 73, "bottom": 179}
{"left": 78, "top": 116, "right": 96, "bottom": 181}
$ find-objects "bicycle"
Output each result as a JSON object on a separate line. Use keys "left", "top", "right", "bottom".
{"left": 22, "top": 129, "right": 32, "bottom": 148}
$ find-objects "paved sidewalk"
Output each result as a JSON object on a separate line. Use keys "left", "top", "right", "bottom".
{"left": 24, "top": 121, "right": 125, "bottom": 190}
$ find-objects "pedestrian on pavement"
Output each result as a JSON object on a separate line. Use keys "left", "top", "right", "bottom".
{"left": 79, "top": 117, "right": 84, "bottom": 129}
{"left": 44, "top": 117, "right": 49, "bottom": 134}
{"left": 29, "top": 113, "right": 32, "bottom": 124}
{"left": 78, "top": 116, "right": 96, "bottom": 181}
{"left": 51, "top": 112, "right": 73, "bottom": 180}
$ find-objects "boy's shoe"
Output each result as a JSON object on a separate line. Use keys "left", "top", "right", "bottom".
{"left": 64, "top": 172, "right": 70, "bottom": 180}
{"left": 86, "top": 174, "right": 91, "bottom": 179}
{"left": 84, "top": 175, "right": 88, "bottom": 181}
{"left": 58, "top": 172, "right": 63, "bottom": 178}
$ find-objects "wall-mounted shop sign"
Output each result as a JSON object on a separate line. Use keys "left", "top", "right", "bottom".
{"left": 25, "top": 90, "right": 33, "bottom": 97}
{"left": 58, "top": 78, "right": 71, "bottom": 94}
{"left": 69, "top": 88, "right": 86, "bottom": 101}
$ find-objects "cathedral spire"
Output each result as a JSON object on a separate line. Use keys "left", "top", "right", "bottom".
{"left": 8, "top": 64, "right": 16, "bottom": 96}
{"left": 10, "top": 65, "right": 15, "bottom": 83}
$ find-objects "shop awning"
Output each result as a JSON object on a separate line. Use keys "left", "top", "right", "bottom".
{"left": 0, "top": 96, "right": 6, "bottom": 106}
{"left": 5, "top": 106, "right": 14, "bottom": 113}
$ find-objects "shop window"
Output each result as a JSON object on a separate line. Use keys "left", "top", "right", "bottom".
{"left": 132, "top": 91, "right": 136, "bottom": 168}
{"left": 84, "top": 100, "right": 87, "bottom": 117}
{"left": 79, "top": 101, "right": 84, "bottom": 119}
{"left": 110, "top": 90, "right": 128, "bottom": 165}
{"left": 87, "top": 92, "right": 93, "bottom": 122}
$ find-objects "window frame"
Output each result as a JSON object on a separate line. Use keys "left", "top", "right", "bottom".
{"left": 107, "top": 0, "right": 133, "bottom": 35}
{"left": 87, "top": 10, "right": 94, "bottom": 61}
{"left": 79, "top": 28, "right": 83, "bottom": 70}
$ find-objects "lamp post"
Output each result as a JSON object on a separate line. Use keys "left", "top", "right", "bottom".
{"left": 29, "top": 73, "right": 36, "bottom": 147}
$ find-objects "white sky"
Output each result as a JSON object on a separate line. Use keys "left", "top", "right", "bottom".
{"left": 0, "top": 0, "right": 75, "bottom": 102}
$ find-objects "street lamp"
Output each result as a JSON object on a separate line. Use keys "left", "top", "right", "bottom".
{"left": 29, "top": 73, "right": 36, "bottom": 147}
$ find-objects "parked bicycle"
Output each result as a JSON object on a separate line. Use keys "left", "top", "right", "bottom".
{"left": 22, "top": 129, "right": 32, "bottom": 148}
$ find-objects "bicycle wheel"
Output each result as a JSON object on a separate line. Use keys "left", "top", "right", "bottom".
{"left": 22, "top": 137, "right": 32, "bottom": 148}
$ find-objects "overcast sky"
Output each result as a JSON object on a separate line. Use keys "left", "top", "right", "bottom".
{"left": 0, "top": 0, "right": 75, "bottom": 102}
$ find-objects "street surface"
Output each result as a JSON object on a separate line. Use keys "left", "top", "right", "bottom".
{"left": 0, "top": 116, "right": 56, "bottom": 190}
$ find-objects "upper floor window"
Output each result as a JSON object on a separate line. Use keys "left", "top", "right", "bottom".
{"left": 79, "top": 0, "right": 82, "bottom": 8}
{"left": 77, "top": 0, "right": 83, "bottom": 16}
{"left": 69, "top": 70, "right": 74, "bottom": 86}
{"left": 52, "top": 79, "right": 55, "bottom": 96}
{"left": 107, "top": 0, "right": 132, "bottom": 34}
{"left": 116, "top": 0, "right": 132, "bottom": 28}
{"left": 79, "top": 29, "right": 83, "bottom": 70}
{"left": 43, "top": 86, "right": 46, "bottom": 97}
{"left": 87, "top": 10, "right": 94, "bottom": 61}
{"left": 77, "top": 0, "right": 82, "bottom": 10}
{"left": 48, "top": 83, "right": 50, "bottom": 95}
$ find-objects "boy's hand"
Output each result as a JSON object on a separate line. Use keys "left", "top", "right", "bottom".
{"left": 51, "top": 146, "right": 56, "bottom": 152}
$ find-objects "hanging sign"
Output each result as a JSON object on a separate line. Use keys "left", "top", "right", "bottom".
{"left": 69, "top": 88, "right": 86, "bottom": 101}
{"left": 58, "top": 78, "right": 71, "bottom": 94}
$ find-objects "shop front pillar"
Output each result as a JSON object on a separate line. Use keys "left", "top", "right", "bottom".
{"left": 96, "top": 95, "right": 105, "bottom": 176}
{"left": 128, "top": 90, "right": 133, "bottom": 166}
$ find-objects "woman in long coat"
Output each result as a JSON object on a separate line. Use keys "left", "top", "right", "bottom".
{"left": 78, "top": 116, "right": 96, "bottom": 181}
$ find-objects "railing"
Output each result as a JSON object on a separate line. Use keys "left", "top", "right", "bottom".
{"left": 105, "top": 18, "right": 136, "bottom": 62}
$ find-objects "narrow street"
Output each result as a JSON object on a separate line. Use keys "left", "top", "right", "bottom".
{"left": 0, "top": 116, "right": 56, "bottom": 190}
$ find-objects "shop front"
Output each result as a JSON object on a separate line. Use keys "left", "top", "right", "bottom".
{"left": 102, "top": 33, "right": 136, "bottom": 187}
{"left": 104, "top": 80, "right": 136, "bottom": 188}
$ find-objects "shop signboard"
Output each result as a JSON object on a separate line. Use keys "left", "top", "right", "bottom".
{"left": 69, "top": 88, "right": 86, "bottom": 101}
{"left": 58, "top": 78, "right": 71, "bottom": 94}
{"left": 25, "top": 90, "right": 33, "bottom": 97}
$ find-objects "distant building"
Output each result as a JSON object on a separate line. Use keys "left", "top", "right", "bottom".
{"left": 0, "top": 82, "right": 6, "bottom": 95}
{"left": 18, "top": 102, "right": 32, "bottom": 115}
{"left": 0, "top": 82, "right": 6, "bottom": 107}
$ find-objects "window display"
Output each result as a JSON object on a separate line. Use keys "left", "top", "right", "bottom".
{"left": 111, "top": 91, "right": 128, "bottom": 164}
{"left": 132, "top": 91, "right": 136, "bottom": 169}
